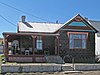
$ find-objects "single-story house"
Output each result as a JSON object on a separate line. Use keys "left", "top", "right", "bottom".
{"left": 3, "top": 14, "right": 100, "bottom": 63}
{"left": 0, "top": 38, "right": 4, "bottom": 54}
{"left": 0, "top": 38, "right": 3, "bottom": 44}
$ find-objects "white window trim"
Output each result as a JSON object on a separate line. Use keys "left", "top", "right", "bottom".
{"left": 36, "top": 36, "right": 43, "bottom": 50}
{"left": 67, "top": 32, "right": 88, "bottom": 49}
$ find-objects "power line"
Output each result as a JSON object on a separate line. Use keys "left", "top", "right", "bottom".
{"left": 0, "top": 1, "right": 52, "bottom": 22}
{"left": 0, "top": 14, "right": 16, "bottom": 27}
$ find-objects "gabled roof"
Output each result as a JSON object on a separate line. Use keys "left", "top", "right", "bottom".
{"left": 89, "top": 20, "right": 100, "bottom": 34}
{"left": 62, "top": 14, "right": 98, "bottom": 32}
{"left": 18, "top": 14, "right": 99, "bottom": 33}
{"left": 18, "top": 22, "right": 63, "bottom": 33}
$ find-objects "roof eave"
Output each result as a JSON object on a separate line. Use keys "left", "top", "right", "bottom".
{"left": 3, "top": 32, "right": 60, "bottom": 36}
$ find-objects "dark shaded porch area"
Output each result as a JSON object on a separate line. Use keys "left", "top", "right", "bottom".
{"left": 5, "top": 35, "right": 33, "bottom": 55}
{"left": 3, "top": 32, "right": 60, "bottom": 62}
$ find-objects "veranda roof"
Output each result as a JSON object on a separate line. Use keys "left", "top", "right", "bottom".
{"left": 3, "top": 32, "right": 60, "bottom": 36}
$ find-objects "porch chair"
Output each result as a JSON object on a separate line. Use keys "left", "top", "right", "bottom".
{"left": 25, "top": 50, "right": 29, "bottom": 55}
{"left": 44, "top": 50, "right": 49, "bottom": 55}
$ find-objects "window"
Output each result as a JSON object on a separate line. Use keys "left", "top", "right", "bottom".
{"left": 69, "top": 22, "right": 87, "bottom": 26}
{"left": 36, "top": 36, "right": 43, "bottom": 50}
{"left": 68, "top": 32, "right": 88, "bottom": 49}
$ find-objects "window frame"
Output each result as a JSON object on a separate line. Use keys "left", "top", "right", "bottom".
{"left": 36, "top": 36, "right": 43, "bottom": 50}
{"left": 67, "top": 32, "right": 88, "bottom": 49}
{"left": 69, "top": 21, "right": 87, "bottom": 26}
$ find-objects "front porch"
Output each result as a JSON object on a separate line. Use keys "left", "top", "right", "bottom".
{"left": 3, "top": 33, "right": 60, "bottom": 62}
{"left": 8, "top": 55, "right": 46, "bottom": 62}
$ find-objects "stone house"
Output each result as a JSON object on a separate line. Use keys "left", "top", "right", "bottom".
{"left": 3, "top": 14, "right": 98, "bottom": 63}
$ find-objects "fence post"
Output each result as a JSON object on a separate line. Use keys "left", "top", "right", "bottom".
{"left": 72, "top": 57, "right": 74, "bottom": 71}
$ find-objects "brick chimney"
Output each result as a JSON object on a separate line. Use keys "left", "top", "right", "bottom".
{"left": 22, "top": 16, "right": 26, "bottom": 22}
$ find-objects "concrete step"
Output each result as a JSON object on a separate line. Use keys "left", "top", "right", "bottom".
{"left": 45, "top": 55, "right": 65, "bottom": 64}
{"left": 62, "top": 65, "right": 73, "bottom": 71}
{"left": 63, "top": 71, "right": 82, "bottom": 74}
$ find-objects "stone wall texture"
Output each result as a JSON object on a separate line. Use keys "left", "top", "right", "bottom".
{"left": 59, "top": 30, "right": 95, "bottom": 63}
{"left": 1, "top": 64, "right": 62, "bottom": 73}
{"left": 2, "top": 64, "right": 100, "bottom": 73}
{"left": 75, "top": 64, "right": 100, "bottom": 71}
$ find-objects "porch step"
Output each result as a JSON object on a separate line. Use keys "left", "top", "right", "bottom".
{"left": 62, "top": 64, "right": 74, "bottom": 71}
{"left": 45, "top": 55, "right": 65, "bottom": 64}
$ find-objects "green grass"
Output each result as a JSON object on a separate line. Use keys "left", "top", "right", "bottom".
{"left": 0, "top": 54, "right": 5, "bottom": 74}
{"left": 0, "top": 54, "right": 17, "bottom": 65}
{"left": 0, "top": 54, "right": 4, "bottom": 62}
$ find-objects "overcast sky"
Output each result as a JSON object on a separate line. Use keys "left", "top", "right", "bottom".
{"left": 0, "top": 0, "right": 100, "bottom": 37}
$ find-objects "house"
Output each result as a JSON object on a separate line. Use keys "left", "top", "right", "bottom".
{"left": 0, "top": 38, "right": 4, "bottom": 54}
{"left": 2, "top": 14, "right": 99, "bottom": 63}
{"left": 0, "top": 38, "right": 3, "bottom": 44}
{"left": 89, "top": 21, "right": 100, "bottom": 55}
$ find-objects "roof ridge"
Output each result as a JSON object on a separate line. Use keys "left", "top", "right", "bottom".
{"left": 19, "top": 21, "right": 63, "bottom": 24}
{"left": 89, "top": 20, "right": 100, "bottom": 22}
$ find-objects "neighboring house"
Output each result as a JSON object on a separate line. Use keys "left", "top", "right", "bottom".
{"left": 0, "top": 45, "right": 3, "bottom": 54}
{"left": 89, "top": 21, "right": 100, "bottom": 55}
{"left": 2, "top": 14, "right": 98, "bottom": 63}
{"left": 0, "top": 38, "right": 4, "bottom": 54}
{"left": 0, "top": 38, "right": 3, "bottom": 44}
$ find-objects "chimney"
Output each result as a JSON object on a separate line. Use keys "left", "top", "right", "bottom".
{"left": 84, "top": 17, "right": 88, "bottom": 20}
{"left": 56, "top": 20, "right": 58, "bottom": 24}
{"left": 22, "top": 16, "right": 26, "bottom": 22}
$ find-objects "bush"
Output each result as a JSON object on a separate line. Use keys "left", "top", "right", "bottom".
{"left": 0, "top": 54, "right": 5, "bottom": 62}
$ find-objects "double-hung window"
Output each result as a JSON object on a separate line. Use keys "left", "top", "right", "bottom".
{"left": 36, "top": 36, "right": 43, "bottom": 50}
{"left": 68, "top": 32, "right": 88, "bottom": 49}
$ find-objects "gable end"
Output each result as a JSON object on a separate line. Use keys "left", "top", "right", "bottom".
{"left": 60, "top": 14, "right": 98, "bottom": 32}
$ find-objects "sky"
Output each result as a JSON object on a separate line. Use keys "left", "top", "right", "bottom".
{"left": 0, "top": 0, "right": 100, "bottom": 38}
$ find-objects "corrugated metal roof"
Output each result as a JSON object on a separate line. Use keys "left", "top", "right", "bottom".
{"left": 18, "top": 22, "right": 63, "bottom": 33}
{"left": 18, "top": 17, "right": 100, "bottom": 34}
{"left": 89, "top": 20, "right": 100, "bottom": 34}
